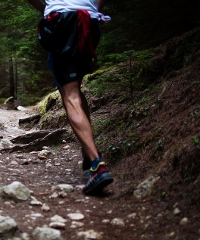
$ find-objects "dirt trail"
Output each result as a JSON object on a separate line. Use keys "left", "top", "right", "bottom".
{"left": 0, "top": 106, "right": 198, "bottom": 240}
{"left": 0, "top": 105, "right": 34, "bottom": 140}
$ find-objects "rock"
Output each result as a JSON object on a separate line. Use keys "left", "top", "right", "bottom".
{"left": 30, "top": 197, "right": 42, "bottom": 206}
{"left": 75, "top": 185, "right": 85, "bottom": 191}
{"left": 21, "top": 232, "right": 31, "bottom": 240}
{"left": 0, "top": 139, "right": 14, "bottom": 149}
{"left": 134, "top": 175, "right": 160, "bottom": 198}
{"left": 52, "top": 184, "right": 74, "bottom": 193}
{"left": 17, "top": 106, "right": 27, "bottom": 111}
{"left": 167, "top": 231, "right": 175, "bottom": 238}
{"left": 127, "top": 213, "right": 137, "bottom": 218}
{"left": 58, "top": 191, "right": 67, "bottom": 198}
{"left": 50, "top": 215, "right": 67, "bottom": 224}
{"left": 29, "top": 213, "right": 43, "bottom": 220}
{"left": 70, "top": 221, "right": 84, "bottom": 228}
{"left": 41, "top": 203, "right": 50, "bottom": 212}
{"left": 0, "top": 216, "right": 18, "bottom": 237}
{"left": 63, "top": 145, "right": 70, "bottom": 149}
{"left": 38, "top": 155, "right": 47, "bottom": 160}
{"left": 67, "top": 213, "right": 84, "bottom": 220}
{"left": 49, "top": 192, "right": 59, "bottom": 199}
{"left": 173, "top": 208, "right": 181, "bottom": 215}
{"left": 180, "top": 217, "right": 189, "bottom": 226}
{"left": 49, "top": 222, "right": 65, "bottom": 229}
{"left": 3, "top": 181, "right": 31, "bottom": 201}
{"left": 32, "top": 227, "right": 63, "bottom": 240}
{"left": 9, "top": 161, "right": 19, "bottom": 166}
{"left": 38, "top": 149, "right": 51, "bottom": 156}
{"left": 111, "top": 218, "right": 125, "bottom": 226}
{"left": 102, "top": 219, "right": 110, "bottom": 223}
{"left": 77, "top": 230, "right": 103, "bottom": 239}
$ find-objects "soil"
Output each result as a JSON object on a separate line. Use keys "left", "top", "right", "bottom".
{"left": 1, "top": 30, "right": 200, "bottom": 240}
{"left": 0, "top": 93, "right": 200, "bottom": 240}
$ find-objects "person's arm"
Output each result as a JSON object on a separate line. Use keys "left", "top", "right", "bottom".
{"left": 27, "top": 0, "right": 46, "bottom": 14}
{"left": 98, "top": 0, "right": 107, "bottom": 12}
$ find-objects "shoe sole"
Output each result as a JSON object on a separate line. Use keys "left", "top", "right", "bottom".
{"left": 83, "top": 172, "right": 113, "bottom": 195}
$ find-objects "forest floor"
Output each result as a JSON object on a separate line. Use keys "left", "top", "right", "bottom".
{"left": 0, "top": 88, "right": 200, "bottom": 240}
{"left": 1, "top": 28, "right": 200, "bottom": 240}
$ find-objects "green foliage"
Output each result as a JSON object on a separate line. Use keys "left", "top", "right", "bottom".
{"left": 0, "top": 0, "right": 54, "bottom": 104}
{"left": 0, "top": 98, "right": 6, "bottom": 104}
{"left": 191, "top": 136, "right": 199, "bottom": 146}
{"left": 87, "top": 49, "right": 154, "bottom": 101}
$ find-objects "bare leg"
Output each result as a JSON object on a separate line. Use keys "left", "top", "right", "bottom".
{"left": 59, "top": 79, "right": 99, "bottom": 161}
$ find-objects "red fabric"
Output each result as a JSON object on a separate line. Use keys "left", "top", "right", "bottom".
{"left": 77, "top": 10, "right": 97, "bottom": 58}
{"left": 38, "top": 12, "right": 61, "bottom": 33}
{"left": 46, "top": 12, "right": 61, "bottom": 22}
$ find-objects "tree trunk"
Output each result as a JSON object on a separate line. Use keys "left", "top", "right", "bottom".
{"left": 9, "top": 57, "right": 15, "bottom": 98}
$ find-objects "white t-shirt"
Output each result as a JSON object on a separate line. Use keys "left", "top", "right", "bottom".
{"left": 44, "top": 0, "right": 99, "bottom": 19}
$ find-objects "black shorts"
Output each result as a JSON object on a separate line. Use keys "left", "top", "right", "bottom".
{"left": 47, "top": 19, "right": 101, "bottom": 88}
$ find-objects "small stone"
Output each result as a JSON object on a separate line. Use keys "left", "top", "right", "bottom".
{"left": 77, "top": 230, "right": 103, "bottom": 239}
{"left": 54, "top": 162, "right": 61, "bottom": 166}
{"left": 128, "top": 213, "right": 137, "bottom": 218}
{"left": 10, "top": 161, "right": 18, "bottom": 165}
{"left": 58, "top": 191, "right": 67, "bottom": 198}
{"left": 21, "top": 232, "right": 30, "bottom": 240}
{"left": 38, "top": 155, "right": 47, "bottom": 160}
{"left": 173, "top": 208, "right": 181, "bottom": 215}
{"left": 29, "top": 151, "right": 38, "bottom": 155}
{"left": 30, "top": 197, "right": 42, "bottom": 206}
{"left": 63, "top": 145, "right": 70, "bottom": 149}
{"left": 30, "top": 213, "right": 43, "bottom": 218}
{"left": 111, "top": 218, "right": 125, "bottom": 226}
{"left": 50, "top": 215, "right": 67, "bottom": 223}
{"left": 41, "top": 204, "right": 50, "bottom": 212}
{"left": 32, "top": 227, "right": 63, "bottom": 240}
{"left": 168, "top": 232, "right": 175, "bottom": 237}
{"left": 49, "top": 192, "right": 59, "bottom": 198}
{"left": 42, "top": 146, "right": 50, "bottom": 150}
{"left": 49, "top": 222, "right": 65, "bottom": 229}
{"left": 180, "top": 217, "right": 189, "bottom": 225}
{"left": 46, "top": 163, "right": 53, "bottom": 168}
{"left": 102, "top": 219, "right": 110, "bottom": 223}
{"left": 67, "top": 213, "right": 84, "bottom": 220}
{"left": 39, "top": 150, "right": 51, "bottom": 156}
{"left": 52, "top": 184, "right": 74, "bottom": 193}
{"left": 70, "top": 221, "right": 84, "bottom": 228}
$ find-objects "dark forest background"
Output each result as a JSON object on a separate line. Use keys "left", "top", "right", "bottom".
{"left": 0, "top": 0, "right": 200, "bottom": 105}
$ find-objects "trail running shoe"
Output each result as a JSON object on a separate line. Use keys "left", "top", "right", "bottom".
{"left": 82, "top": 149, "right": 102, "bottom": 171}
{"left": 82, "top": 162, "right": 113, "bottom": 195}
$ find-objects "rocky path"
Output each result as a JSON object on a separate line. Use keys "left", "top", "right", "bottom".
{"left": 0, "top": 106, "right": 197, "bottom": 240}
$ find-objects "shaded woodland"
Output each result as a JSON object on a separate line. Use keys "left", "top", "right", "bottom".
{"left": 0, "top": 0, "right": 200, "bottom": 104}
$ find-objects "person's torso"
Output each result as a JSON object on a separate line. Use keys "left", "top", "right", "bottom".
{"left": 44, "top": 0, "right": 99, "bottom": 18}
